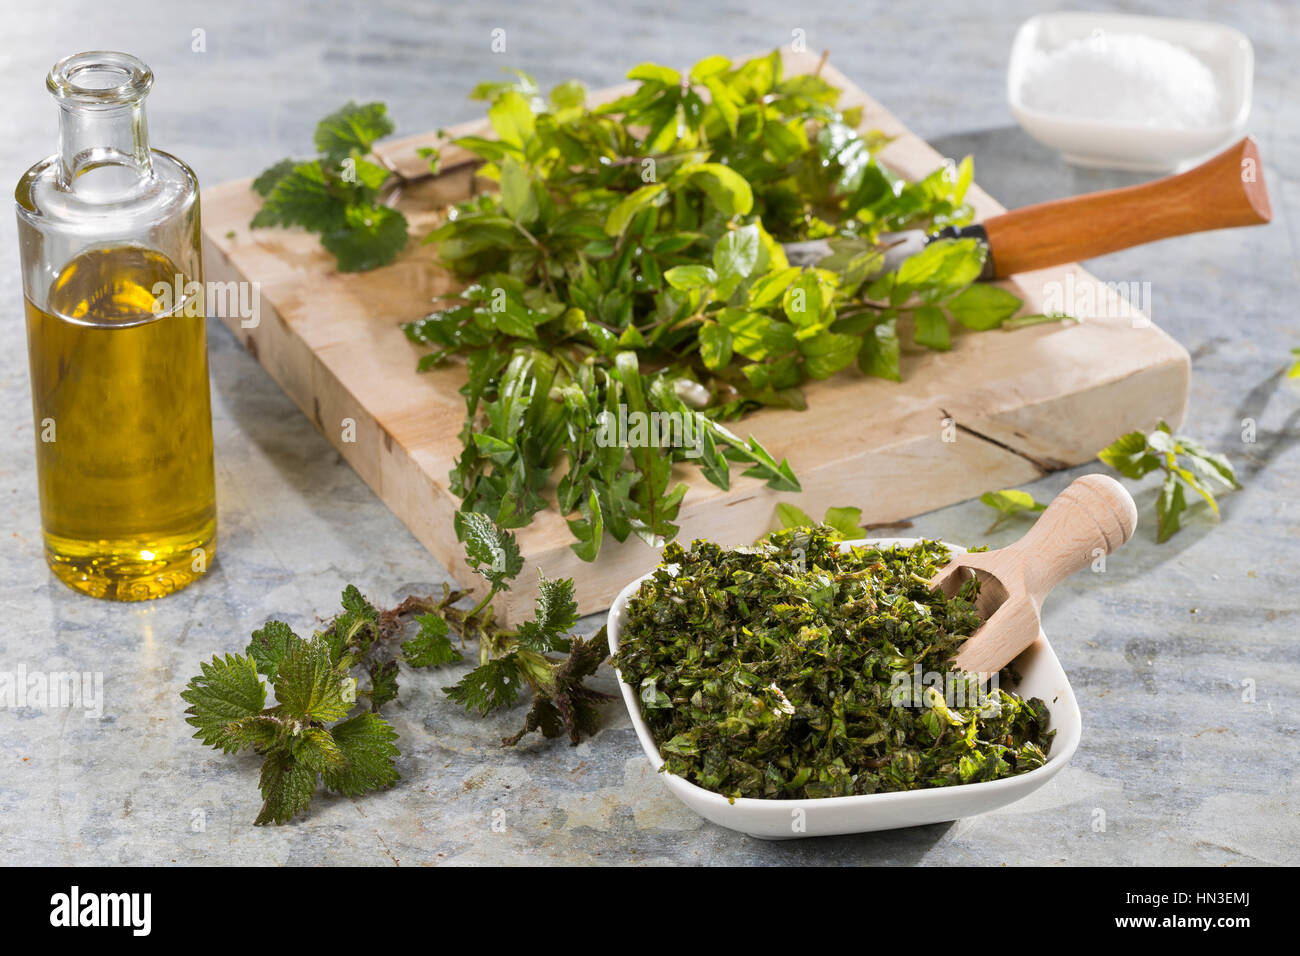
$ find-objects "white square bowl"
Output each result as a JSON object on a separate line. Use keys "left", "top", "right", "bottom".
{"left": 605, "top": 538, "right": 1082, "bottom": 840}
{"left": 1008, "top": 12, "right": 1253, "bottom": 172}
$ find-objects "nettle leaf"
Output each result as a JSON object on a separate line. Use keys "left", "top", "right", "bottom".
{"left": 515, "top": 574, "right": 578, "bottom": 653}
{"left": 181, "top": 654, "right": 268, "bottom": 754}
{"left": 321, "top": 204, "right": 409, "bottom": 272}
{"left": 401, "top": 613, "right": 461, "bottom": 668}
{"left": 946, "top": 283, "right": 1021, "bottom": 331}
{"left": 274, "top": 638, "right": 350, "bottom": 724}
{"left": 255, "top": 750, "right": 317, "bottom": 826}
{"left": 444, "top": 655, "right": 523, "bottom": 715}
{"left": 250, "top": 161, "right": 347, "bottom": 233}
{"left": 251, "top": 158, "right": 296, "bottom": 198}
{"left": 604, "top": 182, "right": 667, "bottom": 236}
{"left": 314, "top": 101, "right": 395, "bottom": 163}
{"left": 980, "top": 488, "right": 1046, "bottom": 532}
{"left": 499, "top": 156, "right": 540, "bottom": 224}
{"left": 321, "top": 713, "right": 401, "bottom": 797}
{"left": 246, "top": 620, "right": 297, "bottom": 681}
{"left": 455, "top": 511, "right": 524, "bottom": 589}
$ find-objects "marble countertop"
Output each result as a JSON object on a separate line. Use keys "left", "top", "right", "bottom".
{"left": 2, "top": 0, "right": 1297, "bottom": 865}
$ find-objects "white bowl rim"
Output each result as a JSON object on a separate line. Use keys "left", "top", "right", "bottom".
{"left": 606, "top": 536, "right": 1083, "bottom": 813}
{"left": 1006, "top": 11, "right": 1254, "bottom": 137}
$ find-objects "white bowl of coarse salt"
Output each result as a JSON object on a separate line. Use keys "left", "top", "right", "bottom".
{"left": 1008, "top": 12, "right": 1253, "bottom": 172}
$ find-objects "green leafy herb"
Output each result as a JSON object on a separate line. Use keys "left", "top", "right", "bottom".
{"left": 182, "top": 588, "right": 403, "bottom": 825}
{"left": 979, "top": 488, "right": 1047, "bottom": 533}
{"left": 250, "top": 102, "right": 424, "bottom": 271}
{"left": 182, "top": 516, "right": 610, "bottom": 824}
{"left": 1098, "top": 422, "right": 1240, "bottom": 542}
{"left": 259, "top": 55, "right": 1025, "bottom": 560}
{"left": 611, "top": 527, "right": 1052, "bottom": 799}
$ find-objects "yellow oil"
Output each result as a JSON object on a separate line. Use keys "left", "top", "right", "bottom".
{"left": 25, "top": 245, "right": 216, "bottom": 600}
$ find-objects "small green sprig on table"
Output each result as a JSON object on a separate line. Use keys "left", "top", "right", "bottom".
{"left": 181, "top": 515, "right": 609, "bottom": 825}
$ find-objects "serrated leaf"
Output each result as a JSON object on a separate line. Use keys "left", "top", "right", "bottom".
{"left": 321, "top": 203, "right": 409, "bottom": 272}
{"left": 181, "top": 654, "right": 268, "bottom": 754}
{"left": 247, "top": 620, "right": 297, "bottom": 681}
{"left": 273, "top": 638, "right": 351, "bottom": 724}
{"left": 401, "top": 613, "right": 461, "bottom": 668}
{"left": 250, "top": 161, "right": 348, "bottom": 233}
{"left": 455, "top": 511, "right": 524, "bottom": 589}
{"left": 255, "top": 750, "right": 317, "bottom": 826}
{"left": 444, "top": 655, "right": 522, "bottom": 715}
{"left": 314, "top": 101, "right": 395, "bottom": 163}
{"left": 251, "top": 158, "right": 296, "bottom": 198}
{"left": 321, "top": 713, "right": 401, "bottom": 797}
{"left": 516, "top": 574, "right": 578, "bottom": 653}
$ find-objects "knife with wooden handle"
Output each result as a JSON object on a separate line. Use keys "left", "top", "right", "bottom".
{"left": 783, "top": 137, "right": 1272, "bottom": 278}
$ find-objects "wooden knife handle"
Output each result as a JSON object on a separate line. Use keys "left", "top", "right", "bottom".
{"left": 982, "top": 137, "right": 1272, "bottom": 278}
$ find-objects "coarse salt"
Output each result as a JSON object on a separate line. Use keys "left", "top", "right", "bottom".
{"left": 1020, "top": 30, "right": 1223, "bottom": 129}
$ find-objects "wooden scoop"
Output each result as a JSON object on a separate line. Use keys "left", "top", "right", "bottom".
{"left": 933, "top": 474, "right": 1138, "bottom": 676}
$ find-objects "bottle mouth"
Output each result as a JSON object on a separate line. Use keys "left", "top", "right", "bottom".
{"left": 47, "top": 51, "right": 153, "bottom": 107}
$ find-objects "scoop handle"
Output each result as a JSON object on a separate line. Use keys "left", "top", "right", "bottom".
{"left": 1007, "top": 474, "right": 1138, "bottom": 603}
{"left": 981, "top": 137, "right": 1271, "bottom": 278}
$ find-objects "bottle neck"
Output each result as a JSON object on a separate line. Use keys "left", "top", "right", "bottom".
{"left": 47, "top": 51, "right": 155, "bottom": 198}
{"left": 57, "top": 100, "right": 152, "bottom": 190}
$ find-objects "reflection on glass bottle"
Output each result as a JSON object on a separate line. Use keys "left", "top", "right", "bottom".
{"left": 15, "top": 52, "right": 216, "bottom": 600}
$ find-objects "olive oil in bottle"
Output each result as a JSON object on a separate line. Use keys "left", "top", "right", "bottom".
{"left": 15, "top": 53, "right": 216, "bottom": 600}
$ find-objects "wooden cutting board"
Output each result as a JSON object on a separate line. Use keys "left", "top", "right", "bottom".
{"left": 200, "top": 49, "right": 1189, "bottom": 621}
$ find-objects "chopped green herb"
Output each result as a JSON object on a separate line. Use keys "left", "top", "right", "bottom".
{"left": 611, "top": 526, "right": 1053, "bottom": 800}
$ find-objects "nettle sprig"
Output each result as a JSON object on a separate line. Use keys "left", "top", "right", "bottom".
{"left": 181, "top": 515, "right": 609, "bottom": 825}
{"left": 251, "top": 102, "right": 435, "bottom": 271}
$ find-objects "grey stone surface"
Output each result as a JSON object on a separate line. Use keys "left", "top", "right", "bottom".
{"left": 1, "top": 0, "right": 1297, "bottom": 866}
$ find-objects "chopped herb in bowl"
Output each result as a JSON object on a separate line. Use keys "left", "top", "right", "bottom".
{"left": 610, "top": 526, "right": 1053, "bottom": 800}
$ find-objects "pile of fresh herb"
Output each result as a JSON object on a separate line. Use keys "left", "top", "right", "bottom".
{"left": 181, "top": 515, "right": 610, "bottom": 825}
{"left": 611, "top": 525, "right": 1052, "bottom": 800}
{"left": 252, "top": 52, "right": 1029, "bottom": 560}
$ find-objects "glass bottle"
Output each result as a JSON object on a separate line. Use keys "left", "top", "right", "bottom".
{"left": 15, "top": 51, "right": 216, "bottom": 601}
